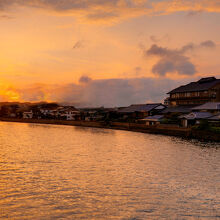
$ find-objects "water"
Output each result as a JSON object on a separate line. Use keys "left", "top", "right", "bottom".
{"left": 0, "top": 122, "right": 220, "bottom": 219}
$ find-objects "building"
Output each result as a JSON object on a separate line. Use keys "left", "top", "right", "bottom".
{"left": 192, "top": 102, "right": 220, "bottom": 114}
{"left": 58, "top": 106, "right": 80, "bottom": 121}
{"left": 179, "top": 112, "right": 213, "bottom": 127}
{"left": 139, "top": 115, "right": 164, "bottom": 126}
{"left": 208, "top": 113, "right": 220, "bottom": 126}
{"left": 23, "top": 111, "right": 33, "bottom": 119}
{"left": 118, "top": 103, "right": 166, "bottom": 120}
{"left": 167, "top": 77, "right": 220, "bottom": 106}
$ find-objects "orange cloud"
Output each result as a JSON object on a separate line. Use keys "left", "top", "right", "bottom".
{"left": 0, "top": 83, "right": 20, "bottom": 101}
{"left": 0, "top": 0, "right": 219, "bottom": 24}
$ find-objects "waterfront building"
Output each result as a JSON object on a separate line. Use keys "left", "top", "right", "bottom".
{"left": 80, "top": 107, "right": 116, "bottom": 121}
{"left": 58, "top": 106, "right": 81, "bottom": 120}
{"left": 139, "top": 115, "right": 164, "bottom": 126}
{"left": 179, "top": 112, "right": 213, "bottom": 127}
{"left": 23, "top": 111, "right": 33, "bottom": 119}
{"left": 167, "top": 77, "right": 220, "bottom": 106}
{"left": 208, "top": 113, "right": 220, "bottom": 126}
{"left": 192, "top": 102, "right": 220, "bottom": 114}
{"left": 118, "top": 103, "right": 166, "bottom": 120}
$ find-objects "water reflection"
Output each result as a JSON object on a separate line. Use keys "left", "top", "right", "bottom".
{"left": 73, "top": 125, "right": 116, "bottom": 135}
{"left": 0, "top": 122, "right": 219, "bottom": 219}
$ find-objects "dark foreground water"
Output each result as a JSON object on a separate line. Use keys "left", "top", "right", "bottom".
{"left": 0, "top": 122, "right": 220, "bottom": 219}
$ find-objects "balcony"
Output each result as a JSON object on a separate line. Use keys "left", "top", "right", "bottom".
{"left": 170, "top": 94, "right": 216, "bottom": 101}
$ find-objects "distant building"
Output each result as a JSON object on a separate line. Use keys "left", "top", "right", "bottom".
{"left": 179, "top": 112, "right": 213, "bottom": 127}
{"left": 139, "top": 115, "right": 164, "bottom": 126}
{"left": 161, "top": 105, "right": 194, "bottom": 115}
{"left": 58, "top": 106, "right": 80, "bottom": 120}
{"left": 23, "top": 111, "right": 33, "bottom": 119}
{"left": 192, "top": 102, "right": 220, "bottom": 114}
{"left": 118, "top": 103, "right": 166, "bottom": 120}
{"left": 167, "top": 77, "right": 220, "bottom": 106}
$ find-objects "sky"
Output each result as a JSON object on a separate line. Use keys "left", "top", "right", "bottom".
{"left": 0, "top": 0, "right": 220, "bottom": 107}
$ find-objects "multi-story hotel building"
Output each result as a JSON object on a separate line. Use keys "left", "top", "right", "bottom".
{"left": 167, "top": 77, "right": 220, "bottom": 106}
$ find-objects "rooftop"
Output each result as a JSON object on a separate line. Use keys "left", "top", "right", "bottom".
{"left": 192, "top": 102, "right": 220, "bottom": 110}
{"left": 168, "top": 77, "right": 220, "bottom": 94}
{"left": 208, "top": 113, "right": 220, "bottom": 121}
{"left": 161, "top": 105, "right": 195, "bottom": 114}
{"left": 141, "top": 115, "right": 164, "bottom": 121}
{"left": 118, "top": 103, "right": 164, "bottom": 113}
{"left": 179, "top": 112, "right": 213, "bottom": 120}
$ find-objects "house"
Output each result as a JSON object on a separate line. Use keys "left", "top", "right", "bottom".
{"left": 117, "top": 103, "right": 166, "bottom": 121}
{"left": 58, "top": 106, "right": 80, "bottom": 120}
{"left": 80, "top": 107, "right": 118, "bottom": 121}
{"left": 192, "top": 102, "right": 220, "bottom": 114}
{"left": 39, "top": 103, "right": 60, "bottom": 118}
{"left": 139, "top": 115, "right": 164, "bottom": 126}
{"left": 23, "top": 111, "right": 33, "bottom": 119}
{"left": 160, "top": 105, "right": 197, "bottom": 126}
{"left": 161, "top": 105, "right": 195, "bottom": 114}
{"left": 179, "top": 112, "right": 213, "bottom": 127}
{"left": 167, "top": 77, "right": 220, "bottom": 106}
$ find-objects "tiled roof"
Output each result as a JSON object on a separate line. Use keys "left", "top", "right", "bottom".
{"left": 179, "top": 112, "right": 213, "bottom": 120}
{"left": 161, "top": 105, "right": 195, "bottom": 114}
{"left": 192, "top": 102, "right": 220, "bottom": 110}
{"left": 168, "top": 77, "right": 220, "bottom": 94}
{"left": 208, "top": 113, "right": 220, "bottom": 120}
{"left": 118, "top": 103, "right": 163, "bottom": 113}
{"left": 141, "top": 115, "right": 164, "bottom": 121}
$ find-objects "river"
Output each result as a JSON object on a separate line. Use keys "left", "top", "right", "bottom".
{"left": 0, "top": 122, "right": 220, "bottom": 219}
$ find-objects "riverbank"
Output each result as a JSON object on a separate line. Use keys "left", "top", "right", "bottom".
{"left": 0, "top": 118, "right": 219, "bottom": 142}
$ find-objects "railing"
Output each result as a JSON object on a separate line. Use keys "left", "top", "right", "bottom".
{"left": 169, "top": 96, "right": 212, "bottom": 100}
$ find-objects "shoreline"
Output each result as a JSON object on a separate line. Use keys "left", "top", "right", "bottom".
{"left": 0, "top": 118, "right": 220, "bottom": 142}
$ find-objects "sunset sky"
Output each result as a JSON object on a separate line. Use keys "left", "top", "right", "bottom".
{"left": 0, "top": 0, "right": 220, "bottom": 107}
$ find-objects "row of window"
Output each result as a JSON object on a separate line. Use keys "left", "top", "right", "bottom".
{"left": 171, "top": 100, "right": 209, "bottom": 105}
{"left": 171, "top": 91, "right": 209, "bottom": 98}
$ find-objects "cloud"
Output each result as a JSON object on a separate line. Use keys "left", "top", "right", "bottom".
{"left": 187, "top": 10, "right": 204, "bottom": 16}
{"left": 73, "top": 40, "right": 84, "bottom": 49}
{"left": 145, "top": 40, "right": 216, "bottom": 76}
{"left": 0, "top": 0, "right": 219, "bottom": 23}
{"left": 79, "top": 75, "right": 92, "bottom": 83}
{"left": 86, "top": 11, "right": 119, "bottom": 21}
{"left": 1, "top": 77, "right": 195, "bottom": 107}
{"left": 150, "top": 34, "right": 170, "bottom": 43}
{"left": 200, "top": 40, "right": 216, "bottom": 48}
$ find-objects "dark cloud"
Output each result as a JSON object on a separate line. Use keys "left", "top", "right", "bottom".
{"left": 13, "top": 77, "right": 193, "bottom": 107}
{"left": 0, "top": 0, "right": 128, "bottom": 23}
{"left": 187, "top": 10, "right": 204, "bottom": 16}
{"left": 150, "top": 34, "right": 170, "bottom": 43}
{"left": 0, "top": 0, "right": 130, "bottom": 12}
{"left": 73, "top": 40, "right": 84, "bottom": 49}
{"left": 0, "top": 0, "right": 219, "bottom": 23}
{"left": 86, "top": 11, "right": 118, "bottom": 20}
{"left": 200, "top": 40, "right": 216, "bottom": 48}
{"left": 79, "top": 75, "right": 92, "bottom": 83}
{"left": 146, "top": 40, "right": 216, "bottom": 76}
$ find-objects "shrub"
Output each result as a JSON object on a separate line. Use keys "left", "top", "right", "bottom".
{"left": 209, "top": 126, "right": 220, "bottom": 133}
{"left": 196, "top": 120, "right": 210, "bottom": 130}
